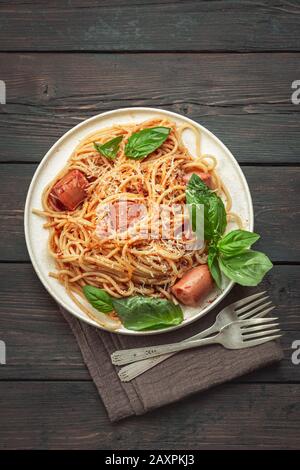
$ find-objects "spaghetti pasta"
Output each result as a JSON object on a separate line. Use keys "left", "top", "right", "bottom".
{"left": 33, "top": 118, "right": 241, "bottom": 328}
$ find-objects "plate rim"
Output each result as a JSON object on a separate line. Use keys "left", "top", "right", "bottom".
{"left": 24, "top": 107, "right": 254, "bottom": 335}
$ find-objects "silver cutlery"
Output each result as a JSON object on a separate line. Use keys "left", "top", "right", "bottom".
{"left": 112, "top": 292, "right": 280, "bottom": 381}
{"left": 112, "top": 316, "right": 280, "bottom": 367}
{"left": 116, "top": 291, "right": 275, "bottom": 381}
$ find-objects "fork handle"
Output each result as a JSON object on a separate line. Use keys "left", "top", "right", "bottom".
{"left": 118, "top": 353, "right": 176, "bottom": 381}
{"left": 111, "top": 333, "right": 220, "bottom": 366}
{"left": 117, "top": 323, "right": 219, "bottom": 381}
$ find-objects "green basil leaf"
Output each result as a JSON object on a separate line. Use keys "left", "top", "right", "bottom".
{"left": 219, "top": 250, "right": 273, "bottom": 286}
{"left": 208, "top": 246, "right": 222, "bottom": 288}
{"left": 112, "top": 296, "right": 183, "bottom": 331}
{"left": 207, "top": 196, "right": 227, "bottom": 242}
{"left": 218, "top": 230, "right": 260, "bottom": 257}
{"left": 186, "top": 173, "right": 227, "bottom": 242}
{"left": 125, "top": 127, "right": 171, "bottom": 159}
{"left": 94, "top": 135, "right": 123, "bottom": 160}
{"left": 83, "top": 285, "right": 114, "bottom": 313}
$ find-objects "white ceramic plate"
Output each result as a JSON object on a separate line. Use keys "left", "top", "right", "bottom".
{"left": 24, "top": 107, "right": 253, "bottom": 335}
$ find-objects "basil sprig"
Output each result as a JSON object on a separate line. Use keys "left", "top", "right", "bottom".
{"left": 218, "top": 249, "right": 273, "bottom": 286}
{"left": 207, "top": 245, "right": 222, "bottom": 288}
{"left": 186, "top": 173, "right": 226, "bottom": 242}
{"left": 187, "top": 174, "right": 273, "bottom": 288}
{"left": 83, "top": 285, "right": 114, "bottom": 313}
{"left": 125, "top": 127, "right": 170, "bottom": 159}
{"left": 218, "top": 230, "right": 260, "bottom": 257}
{"left": 112, "top": 296, "right": 183, "bottom": 331}
{"left": 212, "top": 230, "right": 273, "bottom": 287}
{"left": 83, "top": 287, "right": 183, "bottom": 331}
{"left": 94, "top": 135, "right": 123, "bottom": 160}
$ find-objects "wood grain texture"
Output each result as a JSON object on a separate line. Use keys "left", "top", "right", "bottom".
{"left": 1, "top": 113, "right": 300, "bottom": 165}
{"left": 1, "top": 52, "right": 299, "bottom": 164}
{"left": 0, "top": 1, "right": 300, "bottom": 51}
{"left": 0, "top": 381, "right": 299, "bottom": 449}
{"left": 0, "top": 263, "right": 298, "bottom": 381}
{"left": 0, "top": 1, "right": 299, "bottom": 450}
{"left": 0, "top": 164, "right": 299, "bottom": 262}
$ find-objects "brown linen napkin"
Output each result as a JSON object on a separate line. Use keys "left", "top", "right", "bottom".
{"left": 60, "top": 305, "right": 283, "bottom": 422}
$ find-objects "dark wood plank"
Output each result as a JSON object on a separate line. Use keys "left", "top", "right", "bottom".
{"left": 0, "top": 263, "right": 298, "bottom": 381}
{"left": 0, "top": 1, "right": 300, "bottom": 51}
{"left": 0, "top": 263, "right": 90, "bottom": 380}
{"left": 1, "top": 52, "right": 299, "bottom": 164}
{"left": 2, "top": 112, "right": 299, "bottom": 165}
{"left": 0, "top": 1, "right": 298, "bottom": 451}
{"left": 0, "top": 164, "right": 299, "bottom": 262}
{"left": 0, "top": 381, "right": 299, "bottom": 449}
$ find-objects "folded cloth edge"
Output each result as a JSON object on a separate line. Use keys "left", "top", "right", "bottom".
{"left": 60, "top": 306, "right": 284, "bottom": 422}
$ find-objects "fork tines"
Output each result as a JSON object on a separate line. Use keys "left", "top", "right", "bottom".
{"left": 239, "top": 316, "right": 281, "bottom": 344}
{"left": 232, "top": 291, "right": 275, "bottom": 320}
{"left": 232, "top": 291, "right": 267, "bottom": 309}
{"left": 241, "top": 317, "right": 281, "bottom": 341}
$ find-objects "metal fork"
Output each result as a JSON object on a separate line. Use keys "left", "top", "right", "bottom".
{"left": 112, "top": 316, "right": 281, "bottom": 367}
{"left": 115, "top": 291, "right": 275, "bottom": 381}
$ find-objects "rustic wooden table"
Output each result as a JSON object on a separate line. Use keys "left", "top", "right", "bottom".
{"left": 0, "top": 1, "right": 300, "bottom": 450}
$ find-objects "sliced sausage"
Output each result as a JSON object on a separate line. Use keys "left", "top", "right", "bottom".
{"left": 183, "top": 170, "right": 213, "bottom": 189}
{"left": 49, "top": 169, "right": 88, "bottom": 211}
{"left": 171, "top": 264, "right": 214, "bottom": 307}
